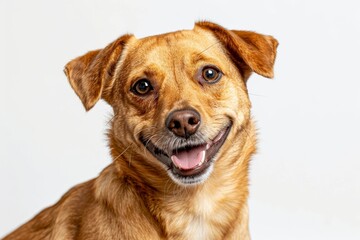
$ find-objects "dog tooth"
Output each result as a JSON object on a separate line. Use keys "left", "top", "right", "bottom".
{"left": 199, "top": 150, "right": 206, "bottom": 166}
{"left": 213, "top": 131, "right": 225, "bottom": 143}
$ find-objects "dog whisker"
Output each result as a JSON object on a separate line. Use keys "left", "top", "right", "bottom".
{"left": 248, "top": 92, "right": 268, "bottom": 98}
{"left": 105, "top": 113, "right": 119, "bottom": 126}
{"left": 134, "top": 125, "right": 158, "bottom": 138}
{"left": 242, "top": 126, "right": 254, "bottom": 141}
{"left": 196, "top": 41, "right": 221, "bottom": 58}
{"left": 153, "top": 135, "right": 166, "bottom": 151}
{"left": 163, "top": 179, "right": 172, "bottom": 196}
{"left": 113, "top": 143, "right": 133, "bottom": 162}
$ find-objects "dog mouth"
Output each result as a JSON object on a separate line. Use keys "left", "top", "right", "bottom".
{"left": 140, "top": 123, "right": 232, "bottom": 181}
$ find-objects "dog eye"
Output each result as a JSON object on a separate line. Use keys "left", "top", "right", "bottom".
{"left": 132, "top": 79, "right": 153, "bottom": 95}
{"left": 202, "top": 66, "right": 222, "bottom": 83}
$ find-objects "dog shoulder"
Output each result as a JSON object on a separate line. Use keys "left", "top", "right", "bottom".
{"left": 5, "top": 167, "right": 164, "bottom": 240}
{"left": 3, "top": 179, "right": 95, "bottom": 240}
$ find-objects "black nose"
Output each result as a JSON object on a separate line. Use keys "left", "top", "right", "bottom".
{"left": 166, "top": 109, "right": 201, "bottom": 139}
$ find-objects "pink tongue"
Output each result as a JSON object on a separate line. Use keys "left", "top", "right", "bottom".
{"left": 171, "top": 145, "right": 207, "bottom": 170}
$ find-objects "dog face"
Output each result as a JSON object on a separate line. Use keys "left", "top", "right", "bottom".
{"left": 64, "top": 22, "right": 278, "bottom": 185}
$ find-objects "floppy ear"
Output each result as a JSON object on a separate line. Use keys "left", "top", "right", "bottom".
{"left": 195, "top": 21, "right": 278, "bottom": 80}
{"left": 64, "top": 34, "right": 133, "bottom": 111}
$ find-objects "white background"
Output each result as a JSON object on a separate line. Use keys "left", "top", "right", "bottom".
{"left": 1, "top": 0, "right": 359, "bottom": 239}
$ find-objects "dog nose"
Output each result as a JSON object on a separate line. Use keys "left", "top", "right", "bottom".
{"left": 166, "top": 109, "right": 201, "bottom": 138}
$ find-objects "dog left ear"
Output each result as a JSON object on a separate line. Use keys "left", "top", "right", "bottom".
{"left": 195, "top": 21, "right": 278, "bottom": 80}
{"left": 64, "top": 34, "right": 133, "bottom": 111}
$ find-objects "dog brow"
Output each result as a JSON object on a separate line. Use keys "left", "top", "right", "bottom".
{"left": 141, "top": 64, "right": 164, "bottom": 78}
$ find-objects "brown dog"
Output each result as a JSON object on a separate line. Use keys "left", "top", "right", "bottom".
{"left": 4, "top": 21, "right": 278, "bottom": 239}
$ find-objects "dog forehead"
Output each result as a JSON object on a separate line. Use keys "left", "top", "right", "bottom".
{"left": 143, "top": 28, "right": 216, "bottom": 47}
{"left": 126, "top": 29, "right": 223, "bottom": 64}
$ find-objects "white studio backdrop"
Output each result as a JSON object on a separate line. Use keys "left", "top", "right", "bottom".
{"left": 1, "top": 0, "right": 359, "bottom": 239}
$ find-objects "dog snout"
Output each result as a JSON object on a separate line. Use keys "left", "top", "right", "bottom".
{"left": 166, "top": 109, "right": 201, "bottom": 139}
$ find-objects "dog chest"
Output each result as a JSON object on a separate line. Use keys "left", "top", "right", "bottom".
{"left": 161, "top": 188, "right": 239, "bottom": 240}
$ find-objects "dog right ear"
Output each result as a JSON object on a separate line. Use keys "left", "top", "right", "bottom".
{"left": 64, "top": 34, "right": 133, "bottom": 111}
{"left": 195, "top": 21, "right": 278, "bottom": 81}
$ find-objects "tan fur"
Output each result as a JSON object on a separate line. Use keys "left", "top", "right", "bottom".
{"left": 4, "top": 21, "right": 278, "bottom": 240}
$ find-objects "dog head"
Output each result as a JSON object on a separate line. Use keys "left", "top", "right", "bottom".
{"left": 64, "top": 21, "right": 278, "bottom": 186}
